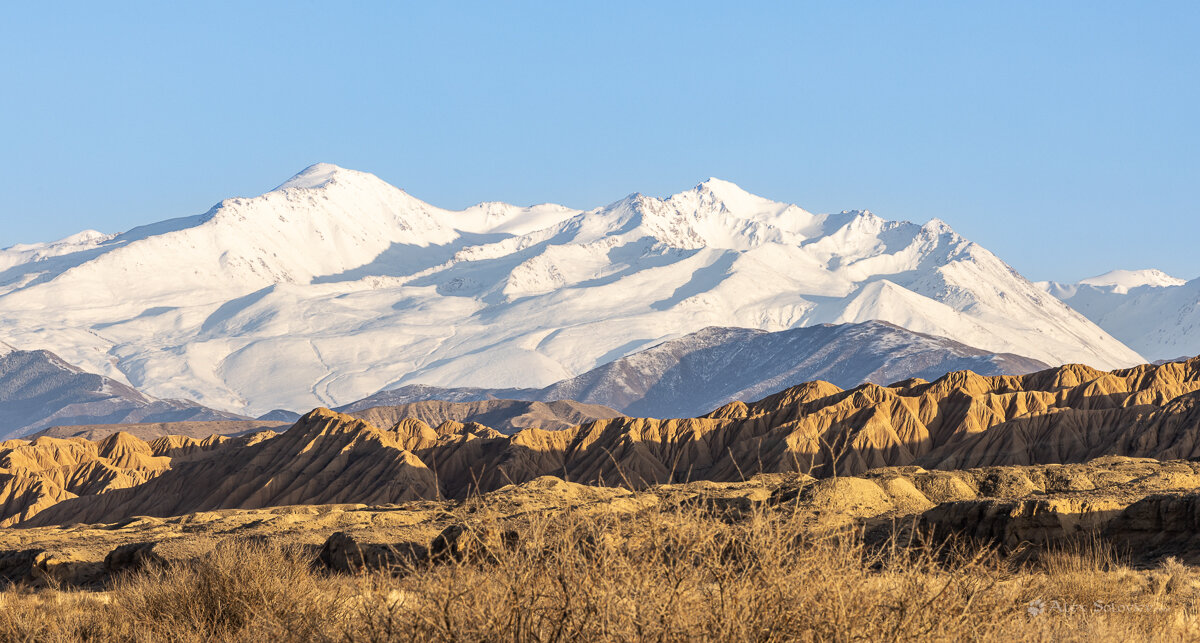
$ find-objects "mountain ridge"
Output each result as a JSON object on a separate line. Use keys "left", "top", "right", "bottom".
{"left": 1040, "top": 270, "right": 1200, "bottom": 361}
{"left": 9, "top": 355, "right": 1200, "bottom": 527}
{"left": 0, "top": 164, "right": 1143, "bottom": 415}
{"left": 348, "top": 320, "right": 1049, "bottom": 419}
{"left": 0, "top": 345, "right": 248, "bottom": 440}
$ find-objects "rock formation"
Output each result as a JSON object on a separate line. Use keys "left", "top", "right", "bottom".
{"left": 0, "top": 432, "right": 228, "bottom": 526}
{"left": 31, "top": 419, "right": 289, "bottom": 441}
{"left": 7, "top": 357, "right": 1200, "bottom": 527}
{"left": 337, "top": 398, "right": 622, "bottom": 434}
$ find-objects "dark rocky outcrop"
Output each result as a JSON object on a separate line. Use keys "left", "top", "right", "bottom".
{"left": 315, "top": 531, "right": 427, "bottom": 574}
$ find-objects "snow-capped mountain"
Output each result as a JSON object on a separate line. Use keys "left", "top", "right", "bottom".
{"left": 537, "top": 321, "right": 1050, "bottom": 417}
{"left": 1039, "top": 269, "right": 1187, "bottom": 296}
{"left": 345, "top": 321, "right": 1050, "bottom": 419}
{"left": 1077, "top": 269, "right": 1187, "bottom": 292}
{"left": 0, "top": 164, "right": 1144, "bottom": 415}
{"left": 1039, "top": 270, "right": 1200, "bottom": 361}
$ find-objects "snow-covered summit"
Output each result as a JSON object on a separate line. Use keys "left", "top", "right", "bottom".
{"left": 557, "top": 178, "right": 883, "bottom": 252}
{"left": 0, "top": 229, "right": 117, "bottom": 273}
{"left": 0, "top": 165, "right": 1145, "bottom": 415}
{"left": 1078, "top": 269, "right": 1186, "bottom": 292}
{"left": 274, "top": 162, "right": 355, "bottom": 190}
{"left": 1039, "top": 269, "right": 1199, "bottom": 361}
{"left": 1038, "top": 268, "right": 1187, "bottom": 298}
{"left": 454, "top": 201, "right": 580, "bottom": 236}
{"left": 0, "top": 163, "right": 584, "bottom": 309}
{"left": 688, "top": 177, "right": 794, "bottom": 217}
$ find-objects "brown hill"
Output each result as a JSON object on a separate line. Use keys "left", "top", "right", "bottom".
{"left": 28, "top": 398, "right": 619, "bottom": 443}
{"left": 9, "top": 356, "right": 1200, "bottom": 527}
{"left": 0, "top": 432, "right": 231, "bottom": 526}
{"left": 21, "top": 412, "right": 440, "bottom": 526}
{"left": 340, "top": 399, "right": 622, "bottom": 434}
{"left": 31, "top": 420, "right": 289, "bottom": 441}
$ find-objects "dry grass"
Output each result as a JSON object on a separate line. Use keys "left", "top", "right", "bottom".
{"left": 1, "top": 504, "right": 1199, "bottom": 642}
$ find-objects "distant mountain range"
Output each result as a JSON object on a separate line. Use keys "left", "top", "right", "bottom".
{"left": 14, "top": 356, "right": 1200, "bottom": 528}
{"left": 0, "top": 342, "right": 245, "bottom": 440}
{"left": 32, "top": 399, "right": 620, "bottom": 442}
{"left": 0, "top": 164, "right": 1141, "bottom": 417}
{"left": 1039, "top": 269, "right": 1200, "bottom": 361}
{"left": 350, "top": 320, "right": 1049, "bottom": 419}
{"left": 0, "top": 321, "right": 1048, "bottom": 439}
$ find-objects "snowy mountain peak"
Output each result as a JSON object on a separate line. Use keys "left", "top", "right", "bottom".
{"left": 693, "top": 176, "right": 755, "bottom": 200}
{"left": 672, "top": 178, "right": 796, "bottom": 219}
{"left": 455, "top": 200, "right": 581, "bottom": 235}
{"left": 274, "top": 163, "right": 377, "bottom": 191}
{"left": 1078, "top": 269, "right": 1186, "bottom": 292}
{"left": 59, "top": 230, "right": 110, "bottom": 245}
{"left": 921, "top": 218, "right": 955, "bottom": 235}
{"left": 1040, "top": 268, "right": 1189, "bottom": 301}
{"left": 575, "top": 179, "right": 827, "bottom": 251}
{"left": 1040, "top": 269, "right": 1198, "bottom": 361}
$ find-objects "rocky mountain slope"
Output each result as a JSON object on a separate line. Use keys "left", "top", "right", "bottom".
{"left": 29, "top": 420, "right": 289, "bottom": 441}
{"left": 5, "top": 356, "right": 1200, "bottom": 527}
{"left": 0, "top": 432, "right": 236, "bottom": 526}
{"left": 0, "top": 345, "right": 247, "bottom": 440}
{"left": 360, "top": 321, "right": 1048, "bottom": 418}
{"left": 30, "top": 399, "right": 621, "bottom": 442}
{"left": 336, "top": 399, "right": 622, "bottom": 434}
{"left": 0, "top": 164, "right": 1142, "bottom": 416}
{"left": 1041, "top": 270, "right": 1200, "bottom": 362}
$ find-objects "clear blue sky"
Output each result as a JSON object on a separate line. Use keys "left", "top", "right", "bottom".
{"left": 2, "top": 2, "right": 1196, "bottom": 282}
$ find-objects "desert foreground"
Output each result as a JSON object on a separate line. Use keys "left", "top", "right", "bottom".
{"left": 4, "top": 456, "right": 1200, "bottom": 641}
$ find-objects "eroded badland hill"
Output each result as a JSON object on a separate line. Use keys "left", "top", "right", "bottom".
{"left": 7, "top": 358, "right": 1200, "bottom": 640}
{"left": 5, "top": 357, "right": 1200, "bottom": 527}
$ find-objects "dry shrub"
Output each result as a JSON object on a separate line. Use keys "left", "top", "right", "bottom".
{"left": 1, "top": 505, "right": 1199, "bottom": 641}
{"left": 0, "top": 590, "right": 112, "bottom": 643}
{"left": 1034, "top": 534, "right": 1131, "bottom": 606}
{"left": 356, "top": 506, "right": 1022, "bottom": 641}
{"left": 1154, "top": 557, "right": 1193, "bottom": 597}
{"left": 0, "top": 541, "right": 351, "bottom": 642}
{"left": 1039, "top": 533, "right": 1125, "bottom": 576}
{"left": 1015, "top": 534, "right": 1200, "bottom": 640}
{"left": 108, "top": 540, "right": 344, "bottom": 640}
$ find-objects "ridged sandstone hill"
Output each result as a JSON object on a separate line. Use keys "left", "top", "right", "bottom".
{"left": 335, "top": 398, "right": 622, "bottom": 434}
{"left": 0, "top": 432, "right": 234, "bottom": 526}
{"left": 30, "top": 420, "right": 289, "bottom": 441}
{"left": 8, "top": 356, "right": 1200, "bottom": 527}
{"left": 33, "top": 398, "right": 622, "bottom": 442}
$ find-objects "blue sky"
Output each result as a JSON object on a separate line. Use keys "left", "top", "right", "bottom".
{"left": 2, "top": 2, "right": 1196, "bottom": 282}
